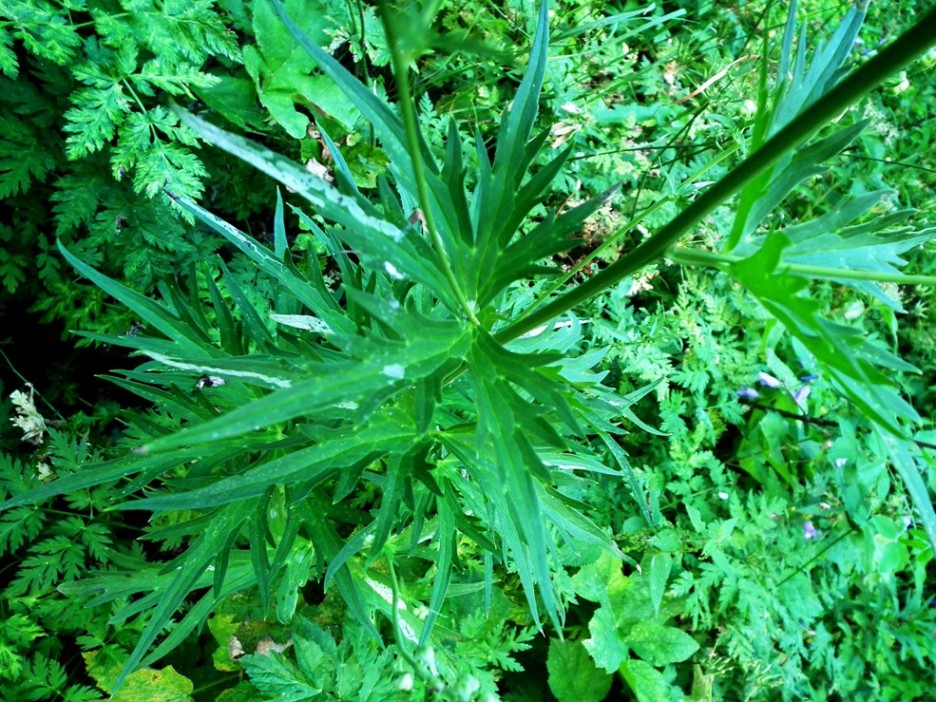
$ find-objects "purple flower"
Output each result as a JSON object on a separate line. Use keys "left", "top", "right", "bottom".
{"left": 803, "top": 521, "right": 819, "bottom": 540}
{"left": 758, "top": 372, "right": 782, "bottom": 388}
{"left": 737, "top": 387, "right": 760, "bottom": 400}
{"left": 793, "top": 385, "right": 811, "bottom": 408}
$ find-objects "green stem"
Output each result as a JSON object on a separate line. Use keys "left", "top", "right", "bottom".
{"left": 70, "top": 12, "right": 131, "bottom": 29}
{"left": 386, "top": 557, "right": 417, "bottom": 666}
{"left": 377, "top": 1, "right": 479, "bottom": 325}
{"left": 495, "top": 5, "right": 936, "bottom": 344}
{"left": 536, "top": 143, "right": 742, "bottom": 304}
{"left": 774, "top": 524, "right": 854, "bottom": 589}
{"left": 121, "top": 78, "right": 149, "bottom": 115}
{"left": 670, "top": 247, "right": 936, "bottom": 285}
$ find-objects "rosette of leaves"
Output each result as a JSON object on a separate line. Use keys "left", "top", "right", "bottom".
{"left": 2, "top": 1, "right": 648, "bottom": 689}
{"left": 3, "top": 0, "right": 936, "bottom": 692}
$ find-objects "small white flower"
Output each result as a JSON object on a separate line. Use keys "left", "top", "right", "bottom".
{"left": 10, "top": 387, "right": 47, "bottom": 445}
{"left": 717, "top": 491, "right": 729, "bottom": 500}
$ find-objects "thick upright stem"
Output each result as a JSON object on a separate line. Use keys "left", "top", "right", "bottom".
{"left": 495, "top": 5, "right": 936, "bottom": 343}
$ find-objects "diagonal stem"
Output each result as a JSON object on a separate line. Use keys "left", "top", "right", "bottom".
{"left": 495, "top": 4, "right": 936, "bottom": 343}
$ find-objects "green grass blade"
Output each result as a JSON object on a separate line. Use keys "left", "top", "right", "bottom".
{"left": 138, "top": 323, "right": 469, "bottom": 454}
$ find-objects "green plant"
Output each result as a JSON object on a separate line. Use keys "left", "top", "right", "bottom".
{"left": 566, "top": 551, "right": 700, "bottom": 701}
{"left": 0, "top": 418, "right": 136, "bottom": 702}
{"left": 3, "top": 0, "right": 935, "bottom": 696}
{"left": 0, "top": 0, "right": 242, "bottom": 304}
{"left": 0, "top": 0, "right": 387, "bottom": 339}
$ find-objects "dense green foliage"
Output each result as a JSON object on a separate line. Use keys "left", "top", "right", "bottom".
{"left": 1, "top": 0, "right": 935, "bottom": 700}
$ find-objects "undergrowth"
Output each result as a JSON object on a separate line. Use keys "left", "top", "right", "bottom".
{"left": 1, "top": 1, "right": 935, "bottom": 700}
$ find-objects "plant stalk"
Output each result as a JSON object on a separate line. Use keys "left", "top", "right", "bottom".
{"left": 377, "top": 1, "right": 480, "bottom": 325}
{"left": 495, "top": 5, "right": 936, "bottom": 343}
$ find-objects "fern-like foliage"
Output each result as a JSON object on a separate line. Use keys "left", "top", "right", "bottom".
{"left": 0, "top": 0, "right": 250, "bottom": 335}
{"left": 1, "top": 0, "right": 236, "bottom": 202}
{"left": 0, "top": 404, "right": 157, "bottom": 701}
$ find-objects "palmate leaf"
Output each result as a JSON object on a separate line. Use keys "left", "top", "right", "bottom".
{"left": 482, "top": 185, "right": 619, "bottom": 306}
{"left": 713, "top": 2, "right": 936, "bottom": 549}
{"left": 772, "top": 0, "right": 866, "bottom": 134}
{"left": 736, "top": 190, "right": 932, "bottom": 310}
{"left": 727, "top": 0, "right": 867, "bottom": 251}
{"left": 268, "top": 0, "right": 576, "bottom": 307}
{"left": 0, "top": 450, "right": 207, "bottom": 512}
{"left": 733, "top": 120, "right": 867, "bottom": 245}
{"left": 731, "top": 235, "right": 919, "bottom": 435}
{"left": 137, "top": 317, "right": 470, "bottom": 454}
{"left": 473, "top": 0, "right": 552, "bottom": 293}
{"left": 119, "top": 410, "right": 418, "bottom": 511}
{"left": 441, "top": 329, "right": 631, "bottom": 631}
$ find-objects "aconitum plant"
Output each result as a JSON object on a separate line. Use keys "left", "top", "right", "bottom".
{"left": 3, "top": 0, "right": 935, "bottom": 690}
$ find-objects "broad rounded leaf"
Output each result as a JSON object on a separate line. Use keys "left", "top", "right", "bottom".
{"left": 623, "top": 621, "right": 699, "bottom": 666}
{"left": 547, "top": 639, "right": 613, "bottom": 702}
